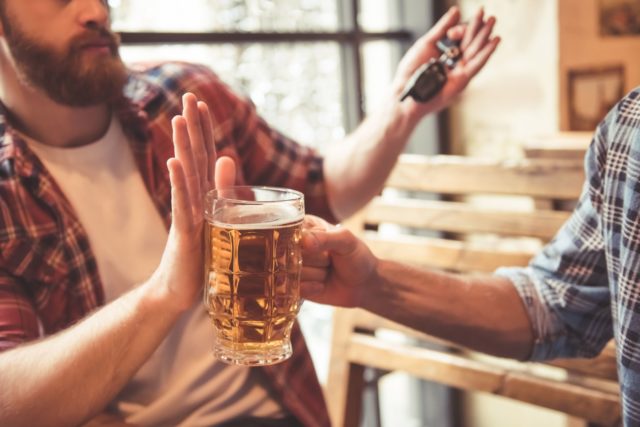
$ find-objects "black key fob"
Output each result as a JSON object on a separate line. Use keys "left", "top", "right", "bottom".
{"left": 400, "top": 36, "right": 462, "bottom": 103}
{"left": 400, "top": 59, "right": 447, "bottom": 102}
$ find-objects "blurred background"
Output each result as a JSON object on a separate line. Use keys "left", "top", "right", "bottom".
{"left": 108, "top": 1, "right": 638, "bottom": 426}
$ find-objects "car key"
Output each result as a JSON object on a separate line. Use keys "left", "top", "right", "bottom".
{"left": 400, "top": 36, "right": 462, "bottom": 103}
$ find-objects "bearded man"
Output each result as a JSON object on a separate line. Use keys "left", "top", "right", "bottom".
{"left": 0, "top": 1, "right": 499, "bottom": 426}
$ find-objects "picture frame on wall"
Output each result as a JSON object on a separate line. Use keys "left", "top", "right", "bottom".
{"left": 568, "top": 65, "right": 625, "bottom": 131}
{"left": 599, "top": 0, "right": 640, "bottom": 36}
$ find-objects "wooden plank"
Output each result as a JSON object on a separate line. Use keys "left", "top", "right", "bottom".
{"left": 364, "top": 234, "right": 535, "bottom": 273}
{"left": 503, "top": 373, "right": 621, "bottom": 426}
{"left": 348, "top": 333, "right": 506, "bottom": 393}
{"left": 564, "top": 419, "right": 588, "bottom": 427}
{"left": 350, "top": 309, "right": 456, "bottom": 347}
{"left": 327, "top": 309, "right": 359, "bottom": 427}
{"left": 386, "top": 155, "right": 584, "bottom": 200}
{"left": 523, "top": 132, "right": 592, "bottom": 160}
{"left": 548, "top": 340, "right": 618, "bottom": 382}
{"left": 343, "top": 364, "right": 366, "bottom": 427}
{"left": 364, "top": 197, "right": 571, "bottom": 240}
{"left": 351, "top": 309, "right": 422, "bottom": 335}
{"left": 347, "top": 334, "right": 621, "bottom": 426}
{"left": 350, "top": 310, "right": 619, "bottom": 389}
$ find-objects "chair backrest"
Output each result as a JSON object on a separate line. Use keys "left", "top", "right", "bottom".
{"left": 327, "top": 154, "right": 620, "bottom": 427}
{"left": 356, "top": 154, "right": 582, "bottom": 272}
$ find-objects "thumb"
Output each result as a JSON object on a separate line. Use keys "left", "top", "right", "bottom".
{"left": 215, "top": 156, "right": 236, "bottom": 189}
{"left": 311, "top": 227, "right": 360, "bottom": 257}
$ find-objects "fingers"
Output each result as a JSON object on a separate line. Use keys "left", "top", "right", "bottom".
{"left": 300, "top": 281, "right": 325, "bottom": 299}
{"left": 302, "top": 247, "right": 330, "bottom": 268}
{"left": 403, "top": 6, "right": 461, "bottom": 68}
{"left": 302, "top": 214, "right": 331, "bottom": 231}
{"left": 463, "top": 36, "right": 501, "bottom": 79}
{"left": 301, "top": 217, "right": 332, "bottom": 271}
{"left": 464, "top": 16, "right": 496, "bottom": 60}
{"left": 174, "top": 92, "right": 224, "bottom": 218}
{"left": 440, "top": 9, "right": 498, "bottom": 98}
{"left": 172, "top": 115, "right": 202, "bottom": 218}
{"left": 461, "top": 7, "right": 484, "bottom": 51}
{"left": 306, "top": 227, "right": 359, "bottom": 257}
{"left": 182, "top": 93, "right": 208, "bottom": 197}
{"left": 167, "top": 158, "right": 193, "bottom": 233}
{"left": 302, "top": 266, "right": 328, "bottom": 283}
{"left": 301, "top": 218, "right": 331, "bottom": 252}
{"left": 301, "top": 215, "right": 352, "bottom": 255}
{"left": 197, "top": 100, "right": 217, "bottom": 190}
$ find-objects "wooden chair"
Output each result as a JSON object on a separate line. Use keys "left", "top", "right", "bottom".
{"left": 327, "top": 154, "right": 621, "bottom": 427}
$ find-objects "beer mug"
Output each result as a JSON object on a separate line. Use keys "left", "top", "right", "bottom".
{"left": 204, "top": 186, "right": 304, "bottom": 365}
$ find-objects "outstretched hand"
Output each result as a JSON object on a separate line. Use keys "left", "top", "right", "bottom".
{"left": 154, "top": 93, "right": 236, "bottom": 312}
{"left": 393, "top": 6, "right": 500, "bottom": 116}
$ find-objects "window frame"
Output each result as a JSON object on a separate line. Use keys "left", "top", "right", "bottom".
{"left": 117, "top": 0, "right": 413, "bottom": 131}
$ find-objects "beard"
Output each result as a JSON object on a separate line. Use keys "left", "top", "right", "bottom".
{"left": 1, "top": 15, "right": 128, "bottom": 107}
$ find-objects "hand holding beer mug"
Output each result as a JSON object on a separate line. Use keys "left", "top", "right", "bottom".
{"left": 204, "top": 187, "right": 304, "bottom": 365}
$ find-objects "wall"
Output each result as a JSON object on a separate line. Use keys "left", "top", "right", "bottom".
{"left": 451, "top": 0, "right": 640, "bottom": 156}
{"left": 558, "top": 0, "right": 640, "bottom": 129}
{"left": 449, "top": 0, "right": 559, "bottom": 158}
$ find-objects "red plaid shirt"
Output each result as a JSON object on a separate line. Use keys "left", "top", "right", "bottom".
{"left": 0, "top": 62, "right": 333, "bottom": 427}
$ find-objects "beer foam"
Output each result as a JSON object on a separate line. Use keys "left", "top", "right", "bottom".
{"left": 211, "top": 204, "right": 304, "bottom": 229}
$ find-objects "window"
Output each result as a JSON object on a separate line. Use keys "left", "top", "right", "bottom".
{"left": 109, "top": 0, "right": 425, "bottom": 151}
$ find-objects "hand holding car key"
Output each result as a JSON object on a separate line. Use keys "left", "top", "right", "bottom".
{"left": 395, "top": 7, "right": 500, "bottom": 107}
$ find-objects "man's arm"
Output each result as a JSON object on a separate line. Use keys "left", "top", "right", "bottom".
{"left": 325, "top": 7, "right": 500, "bottom": 220}
{"left": 0, "top": 280, "right": 183, "bottom": 427}
{"left": 300, "top": 217, "right": 533, "bottom": 360}
{"left": 0, "top": 94, "right": 236, "bottom": 427}
{"left": 363, "top": 260, "right": 533, "bottom": 359}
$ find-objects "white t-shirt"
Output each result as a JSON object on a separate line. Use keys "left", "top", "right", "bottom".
{"left": 25, "top": 116, "right": 286, "bottom": 426}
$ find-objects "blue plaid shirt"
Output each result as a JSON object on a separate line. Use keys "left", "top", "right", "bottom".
{"left": 497, "top": 88, "right": 640, "bottom": 425}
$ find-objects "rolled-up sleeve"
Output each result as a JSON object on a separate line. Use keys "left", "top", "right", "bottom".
{"left": 496, "top": 118, "right": 613, "bottom": 361}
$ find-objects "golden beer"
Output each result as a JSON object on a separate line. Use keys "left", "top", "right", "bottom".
{"left": 204, "top": 187, "right": 304, "bottom": 365}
